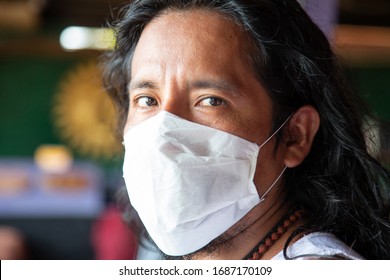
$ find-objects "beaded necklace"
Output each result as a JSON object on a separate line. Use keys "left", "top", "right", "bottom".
{"left": 244, "top": 209, "right": 305, "bottom": 260}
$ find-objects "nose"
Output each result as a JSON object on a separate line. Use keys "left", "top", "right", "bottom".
{"left": 160, "top": 86, "right": 192, "bottom": 121}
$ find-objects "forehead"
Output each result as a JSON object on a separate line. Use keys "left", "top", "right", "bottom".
{"left": 131, "top": 9, "right": 254, "bottom": 76}
{"left": 143, "top": 9, "right": 245, "bottom": 44}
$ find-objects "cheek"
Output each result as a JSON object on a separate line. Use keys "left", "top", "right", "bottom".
{"left": 228, "top": 114, "right": 266, "bottom": 145}
{"left": 123, "top": 110, "right": 142, "bottom": 134}
{"left": 124, "top": 107, "right": 157, "bottom": 130}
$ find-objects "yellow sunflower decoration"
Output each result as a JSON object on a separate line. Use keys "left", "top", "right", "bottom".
{"left": 53, "top": 60, "right": 122, "bottom": 159}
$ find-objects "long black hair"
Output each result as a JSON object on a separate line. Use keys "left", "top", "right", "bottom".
{"left": 103, "top": 0, "right": 390, "bottom": 259}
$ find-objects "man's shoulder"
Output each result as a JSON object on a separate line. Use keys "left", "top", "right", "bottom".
{"left": 272, "top": 232, "right": 364, "bottom": 260}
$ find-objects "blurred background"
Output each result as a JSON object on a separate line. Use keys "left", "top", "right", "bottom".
{"left": 0, "top": 0, "right": 389, "bottom": 260}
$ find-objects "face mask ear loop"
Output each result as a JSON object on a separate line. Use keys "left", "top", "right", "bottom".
{"left": 259, "top": 166, "right": 287, "bottom": 202}
{"left": 257, "top": 114, "right": 293, "bottom": 201}
{"left": 258, "top": 114, "right": 293, "bottom": 149}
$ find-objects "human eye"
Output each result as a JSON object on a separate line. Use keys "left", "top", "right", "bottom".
{"left": 196, "top": 96, "right": 225, "bottom": 107}
{"left": 133, "top": 96, "right": 158, "bottom": 109}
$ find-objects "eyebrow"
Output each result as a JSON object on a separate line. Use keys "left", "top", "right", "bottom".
{"left": 128, "top": 79, "right": 241, "bottom": 97}
{"left": 189, "top": 79, "right": 241, "bottom": 97}
{"left": 128, "top": 80, "right": 159, "bottom": 91}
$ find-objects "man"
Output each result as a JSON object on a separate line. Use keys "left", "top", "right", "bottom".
{"left": 103, "top": 0, "right": 390, "bottom": 259}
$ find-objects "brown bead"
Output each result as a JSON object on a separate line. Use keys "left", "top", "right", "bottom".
{"left": 277, "top": 226, "right": 286, "bottom": 234}
{"left": 258, "top": 244, "right": 267, "bottom": 253}
{"left": 271, "top": 232, "right": 280, "bottom": 240}
{"left": 296, "top": 210, "right": 304, "bottom": 217}
{"left": 265, "top": 238, "right": 274, "bottom": 247}
{"left": 252, "top": 252, "right": 261, "bottom": 259}
{"left": 246, "top": 209, "right": 305, "bottom": 260}
{"left": 289, "top": 215, "right": 297, "bottom": 222}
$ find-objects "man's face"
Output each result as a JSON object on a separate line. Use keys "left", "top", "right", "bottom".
{"left": 125, "top": 9, "right": 285, "bottom": 199}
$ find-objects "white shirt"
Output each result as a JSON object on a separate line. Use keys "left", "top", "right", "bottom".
{"left": 272, "top": 232, "right": 364, "bottom": 260}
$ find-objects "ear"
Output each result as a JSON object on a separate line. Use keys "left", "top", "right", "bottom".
{"left": 283, "top": 105, "right": 320, "bottom": 168}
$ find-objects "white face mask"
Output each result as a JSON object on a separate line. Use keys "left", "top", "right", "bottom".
{"left": 123, "top": 111, "right": 289, "bottom": 256}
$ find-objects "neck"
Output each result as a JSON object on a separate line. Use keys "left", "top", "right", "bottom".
{"left": 184, "top": 194, "right": 295, "bottom": 260}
